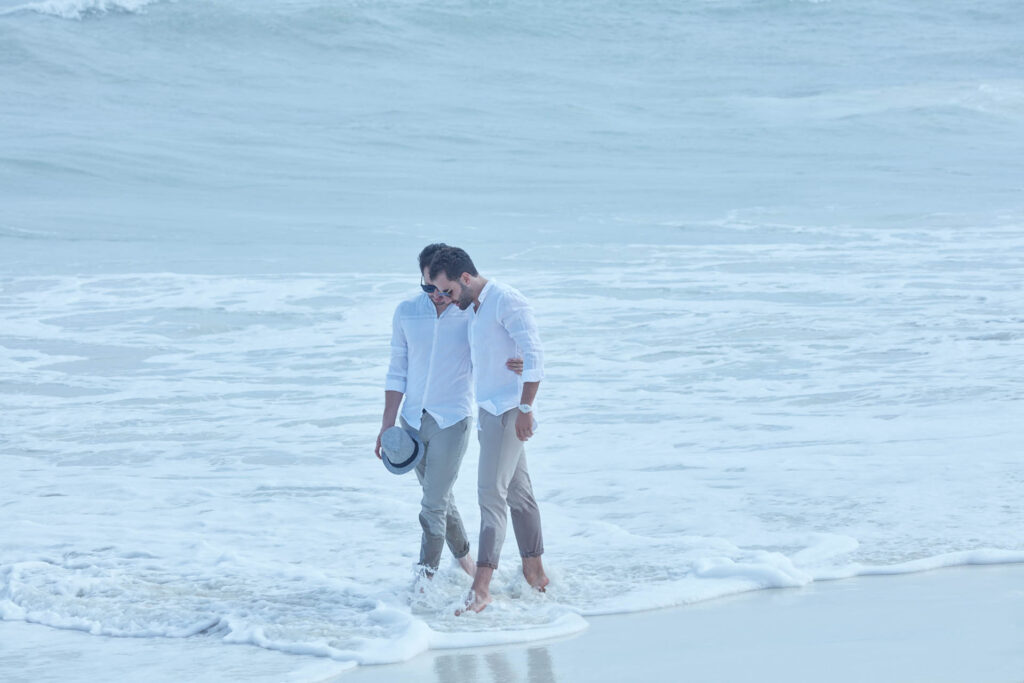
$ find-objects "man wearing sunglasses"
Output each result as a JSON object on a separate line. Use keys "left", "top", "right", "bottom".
{"left": 376, "top": 243, "right": 522, "bottom": 581}
{"left": 426, "top": 246, "right": 549, "bottom": 614}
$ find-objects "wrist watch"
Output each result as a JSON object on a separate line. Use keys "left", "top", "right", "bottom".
{"left": 518, "top": 403, "right": 533, "bottom": 414}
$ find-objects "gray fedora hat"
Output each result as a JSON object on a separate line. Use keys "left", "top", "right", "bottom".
{"left": 380, "top": 426, "right": 425, "bottom": 475}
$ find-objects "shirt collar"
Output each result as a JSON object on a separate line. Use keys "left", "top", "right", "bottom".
{"left": 476, "top": 279, "right": 495, "bottom": 308}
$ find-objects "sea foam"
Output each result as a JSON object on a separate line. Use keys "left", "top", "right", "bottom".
{"left": 0, "top": 0, "right": 163, "bottom": 19}
{"left": 3, "top": 228, "right": 1022, "bottom": 667}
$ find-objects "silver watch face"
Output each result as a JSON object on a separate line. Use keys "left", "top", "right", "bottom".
{"left": 518, "top": 404, "right": 532, "bottom": 413}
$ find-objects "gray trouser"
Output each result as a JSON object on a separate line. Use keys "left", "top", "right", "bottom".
{"left": 476, "top": 407, "right": 544, "bottom": 569}
{"left": 400, "top": 412, "right": 472, "bottom": 571}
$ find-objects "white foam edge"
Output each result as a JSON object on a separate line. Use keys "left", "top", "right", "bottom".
{"left": 4, "top": 551, "right": 1024, "bottom": 667}
{"left": 581, "top": 550, "right": 1024, "bottom": 616}
{"left": 0, "top": 0, "right": 162, "bottom": 19}
{"left": 809, "top": 548, "right": 1024, "bottom": 581}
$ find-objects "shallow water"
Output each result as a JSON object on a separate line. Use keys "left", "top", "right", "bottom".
{"left": 4, "top": 225, "right": 1023, "bottom": 664}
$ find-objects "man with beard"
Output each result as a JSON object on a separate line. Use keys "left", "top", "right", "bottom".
{"left": 427, "top": 246, "right": 549, "bottom": 614}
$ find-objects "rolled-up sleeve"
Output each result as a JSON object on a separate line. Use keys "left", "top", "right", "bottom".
{"left": 385, "top": 305, "right": 408, "bottom": 392}
{"left": 501, "top": 294, "right": 545, "bottom": 383}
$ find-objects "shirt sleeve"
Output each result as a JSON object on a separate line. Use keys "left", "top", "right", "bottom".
{"left": 385, "top": 305, "right": 408, "bottom": 392}
{"left": 499, "top": 292, "right": 545, "bottom": 383}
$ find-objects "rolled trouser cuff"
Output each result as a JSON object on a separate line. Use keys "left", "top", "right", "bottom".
{"left": 419, "top": 529, "right": 445, "bottom": 570}
{"left": 475, "top": 523, "right": 502, "bottom": 569}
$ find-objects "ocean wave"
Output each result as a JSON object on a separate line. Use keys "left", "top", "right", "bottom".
{"left": 0, "top": 0, "right": 168, "bottom": 19}
{"left": 735, "top": 80, "right": 1024, "bottom": 124}
{"left": 0, "top": 225, "right": 61, "bottom": 240}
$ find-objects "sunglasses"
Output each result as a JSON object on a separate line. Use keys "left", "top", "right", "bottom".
{"left": 421, "top": 280, "right": 454, "bottom": 298}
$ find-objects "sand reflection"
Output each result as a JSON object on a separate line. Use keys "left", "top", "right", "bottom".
{"left": 432, "top": 647, "right": 556, "bottom": 683}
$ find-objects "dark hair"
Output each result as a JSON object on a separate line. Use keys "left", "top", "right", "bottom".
{"left": 418, "top": 243, "right": 449, "bottom": 272}
{"left": 429, "top": 246, "right": 478, "bottom": 281}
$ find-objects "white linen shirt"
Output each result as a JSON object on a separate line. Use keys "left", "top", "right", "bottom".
{"left": 385, "top": 292, "right": 474, "bottom": 431}
{"left": 470, "top": 280, "right": 545, "bottom": 416}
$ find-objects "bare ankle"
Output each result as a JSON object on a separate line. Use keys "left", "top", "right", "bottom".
{"left": 521, "top": 557, "right": 549, "bottom": 590}
{"left": 455, "top": 588, "right": 492, "bottom": 616}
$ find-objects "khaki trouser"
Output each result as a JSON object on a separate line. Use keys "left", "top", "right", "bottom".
{"left": 400, "top": 412, "right": 472, "bottom": 571}
{"left": 476, "top": 407, "right": 544, "bottom": 569}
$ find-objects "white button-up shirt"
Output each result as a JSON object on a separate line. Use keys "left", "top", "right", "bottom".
{"left": 385, "top": 292, "right": 474, "bottom": 431}
{"left": 470, "top": 280, "right": 545, "bottom": 416}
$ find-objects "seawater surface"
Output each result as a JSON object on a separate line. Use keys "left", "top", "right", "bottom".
{"left": 2, "top": 0, "right": 1024, "bottom": 677}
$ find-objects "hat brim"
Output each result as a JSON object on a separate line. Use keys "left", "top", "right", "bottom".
{"left": 381, "top": 426, "right": 425, "bottom": 475}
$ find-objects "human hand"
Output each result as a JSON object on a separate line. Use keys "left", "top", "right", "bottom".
{"left": 506, "top": 357, "right": 524, "bottom": 375}
{"left": 375, "top": 422, "right": 395, "bottom": 459}
{"left": 515, "top": 409, "right": 534, "bottom": 441}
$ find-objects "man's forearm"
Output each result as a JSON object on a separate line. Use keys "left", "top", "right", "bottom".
{"left": 520, "top": 381, "right": 540, "bottom": 406}
{"left": 382, "top": 390, "right": 403, "bottom": 425}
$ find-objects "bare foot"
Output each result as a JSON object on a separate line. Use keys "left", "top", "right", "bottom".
{"left": 455, "top": 589, "right": 491, "bottom": 616}
{"left": 522, "top": 556, "right": 549, "bottom": 592}
{"left": 414, "top": 565, "right": 434, "bottom": 593}
{"left": 457, "top": 554, "right": 476, "bottom": 578}
{"left": 456, "top": 566, "right": 494, "bottom": 615}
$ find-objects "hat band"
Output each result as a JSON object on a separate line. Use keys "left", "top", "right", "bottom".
{"left": 389, "top": 440, "right": 420, "bottom": 470}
